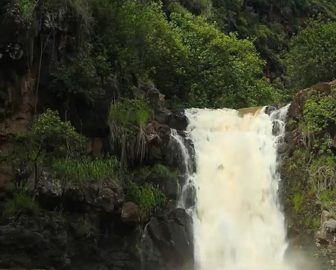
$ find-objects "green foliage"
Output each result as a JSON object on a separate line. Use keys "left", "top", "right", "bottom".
{"left": 89, "top": 0, "right": 277, "bottom": 108}
{"left": 211, "top": 0, "right": 336, "bottom": 83}
{"left": 90, "top": 0, "right": 187, "bottom": 97}
{"left": 308, "top": 155, "right": 336, "bottom": 193}
{"left": 284, "top": 87, "right": 336, "bottom": 230}
{"left": 109, "top": 99, "right": 151, "bottom": 130}
{"left": 292, "top": 192, "right": 304, "bottom": 212}
{"left": 285, "top": 21, "right": 336, "bottom": 89}
{"left": 1, "top": 110, "right": 86, "bottom": 188}
{"left": 286, "top": 149, "right": 309, "bottom": 173}
{"left": 126, "top": 181, "right": 166, "bottom": 216}
{"left": 52, "top": 50, "right": 102, "bottom": 104}
{"left": 52, "top": 157, "right": 119, "bottom": 184}
{"left": 132, "top": 167, "right": 151, "bottom": 182}
{"left": 152, "top": 164, "right": 177, "bottom": 177}
{"left": 31, "top": 109, "right": 86, "bottom": 158}
{"left": 165, "top": 0, "right": 212, "bottom": 16}
{"left": 304, "top": 216, "right": 320, "bottom": 230}
{"left": 302, "top": 89, "right": 336, "bottom": 134}
{"left": 41, "top": 0, "right": 92, "bottom": 32}
{"left": 171, "top": 13, "right": 278, "bottom": 108}
{"left": 4, "top": 190, "right": 39, "bottom": 216}
{"left": 15, "top": 0, "right": 36, "bottom": 23}
{"left": 108, "top": 99, "right": 151, "bottom": 167}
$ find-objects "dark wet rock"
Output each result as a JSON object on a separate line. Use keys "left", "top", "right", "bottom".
{"left": 180, "top": 184, "right": 196, "bottom": 210}
{"left": 147, "top": 172, "right": 179, "bottom": 200}
{"left": 154, "top": 108, "right": 171, "bottom": 124}
{"left": 36, "top": 171, "right": 123, "bottom": 213}
{"left": 0, "top": 212, "right": 141, "bottom": 270}
{"left": 145, "top": 85, "right": 165, "bottom": 110}
{"left": 146, "top": 121, "right": 171, "bottom": 145}
{"left": 168, "top": 110, "right": 188, "bottom": 131}
{"left": 264, "top": 105, "right": 277, "bottom": 115}
{"left": 141, "top": 208, "right": 194, "bottom": 270}
{"left": 121, "top": 202, "right": 140, "bottom": 223}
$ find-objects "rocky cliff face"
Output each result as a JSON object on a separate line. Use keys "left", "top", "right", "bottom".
{"left": 281, "top": 81, "right": 336, "bottom": 269}
{"left": 0, "top": 6, "right": 196, "bottom": 270}
{"left": 0, "top": 107, "right": 194, "bottom": 270}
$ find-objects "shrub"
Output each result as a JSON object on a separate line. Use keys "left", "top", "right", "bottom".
{"left": 31, "top": 109, "right": 86, "bottom": 158}
{"left": 171, "top": 12, "right": 278, "bottom": 108}
{"left": 126, "top": 181, "right": 166, "bottom": 216}
{"left": 15, "top": 0, "right": 36, "bottom": 24}
{"left": 4, "top": 190, "right": 39, "bottom": 216}
{"left": 302, "top": 90, "right": 336, "bottom": 135}
{"left": 109, "top": 99, "right": 151, "bottom": 131}
{"left": 1, "top": 109, "right": 87, "bottom": 188}
{"left": 285, "top": 21, "right": 336, "bottom": 89}
{"left": 108, "top": 99, "right": 151, "bottom": 167}
{"left": 319, "top": 190, "right": 336, "bottom": 207}
{"left": 52, "top": 156, "right": 119, "bottom": 184}
{"left": 152, "top": 164, "right": 177, "bottom": 178}
{"left": 292, "top": 192, "right": 304, "bottom": 212}
{"left": 52, "top": 50, "right": 102, "bottom": 105}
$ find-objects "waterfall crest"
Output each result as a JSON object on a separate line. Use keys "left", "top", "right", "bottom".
{"left": 185, "top": 106, "right": 293, "bottom": 270}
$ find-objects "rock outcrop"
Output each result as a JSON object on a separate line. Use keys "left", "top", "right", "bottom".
{"left": 141, "top": 208, "right": 194, "bottom": 270}
{"left": 281, "top": 80, "right": 336, "bottom": 268}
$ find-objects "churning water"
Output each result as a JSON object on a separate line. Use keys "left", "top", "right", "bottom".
{"left": 184, "top": 106, "right": 294, "bottom": 270}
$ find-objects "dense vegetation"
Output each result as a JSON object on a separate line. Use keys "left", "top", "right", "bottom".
{"left": 2, "top": 1, "right": 336, "bottom": 268}
{"left": 1, "top": 0, "right": 336, "bottom": 113}
{"left": 283, "top": 83, "right": 336, "bottom": 230}
{"left": 1, "top": 0, "right": 336, "bottom": 222}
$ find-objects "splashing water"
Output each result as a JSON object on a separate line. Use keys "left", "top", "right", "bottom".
{"left": 185, "top": 106, "right": 294, "bottom": 270}
{"left": 170, "top": 129, "right": 195, "bottom": 210}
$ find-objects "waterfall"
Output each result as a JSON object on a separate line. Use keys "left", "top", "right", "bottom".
{"left": 184, "top": 106, "right": 293, "bottom": 270}
{"left": 170, "top": 129, "right": 195, "bottom": 210}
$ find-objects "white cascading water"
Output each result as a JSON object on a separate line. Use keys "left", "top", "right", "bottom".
{"left": 184, "top": 105, "right": 293, "bottom": 270}
{"left": 170, "top": 129, "right": 195, "bottom": 209}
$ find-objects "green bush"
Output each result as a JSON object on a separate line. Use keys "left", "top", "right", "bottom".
{"left": 1, "top": 109, "right": 87, "bottom": 188}
{"left": 108, "top": 99, "right": 151, "bottom": 167}
{"left": 171, "top": 12, "right": 278, "bottom": 108}
{"left": 31, "top": 109, "right": 86, "bottom": 158}
{"left": 302, "top": 90, "right": 336, "bottom": 134}
{"left": 52, "top": 156, "right": 119, "bottom": 184}
{"left": 319, "top": 190, "right": 336, "bottom": 207}
{"left": 292, "top": 192, "right": 304, "bottom": 212}
{"left": 109, "top": 99, "right": 151, "bottom": 131}
{"left": 126, "top": 181, "right": 166, "bottom": 216}
{"left": 152, "top": 164, "right": 177, "bottom": 178}
{"left": 52, "top": 51, "right": 101, "bottom": 105}
{"left": 15, "top": 0, "right": 36, "bottom": 23}
{"left": 4, "top": 191, "right": 39, "bottom": 216}
{"left": 285, "top": 21, "right": 336, "bottom": 89}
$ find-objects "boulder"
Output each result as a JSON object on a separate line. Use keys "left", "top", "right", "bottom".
{"left": 121, "top": 202, "right": 140, "bottom": 223}
{"left": 168, "top": 110, "right": 188, "bottom": 131}
{"left": 324, "top": 219, "right": 336, "bottom": 233}
{"left": 37, "top": 171, "right": 123, "bottom": 213}
{"left": 141, "top": 208, "right": 194, "bottom": 270}
{"left": 0, "top": 212, "right": 141, "bottom": 270}
{"left": 147, "top": 172, "right": 179, "bottom": 200}
{"left": 145, "top": 121, "right": 171, "bottom": 145}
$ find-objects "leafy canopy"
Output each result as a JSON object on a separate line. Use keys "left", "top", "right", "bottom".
{"left": 285, "top": 21, "right": 336, "bottom": 89}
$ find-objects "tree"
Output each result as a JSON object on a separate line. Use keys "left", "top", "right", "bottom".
{"left": 172, "top": 13, "right": 278, "bottom": 108}
{"left": 285, "top": 21, "right": 336, "bottom": 89}
{"left": 2, "top": 110, "right": 86, "bottom": 189}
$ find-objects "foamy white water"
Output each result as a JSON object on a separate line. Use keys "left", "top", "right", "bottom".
{"left": 171, "top": 129, "right": 195, "bottom": 209}
{"left": 185, "top": 106, "right": 293, "bottom": 270}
